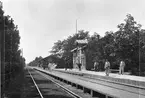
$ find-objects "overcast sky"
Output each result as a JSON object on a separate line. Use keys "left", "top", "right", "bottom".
{"left": 2, "top": 0, "right": 145, "bottom": 63}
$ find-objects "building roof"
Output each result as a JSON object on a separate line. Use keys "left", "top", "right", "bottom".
{"left": 71, "top": 47, "right": 77, "bottom": 52}
{"left": 71, "top": 45, "right": 87, "bottom": 52}
{"left": 75, "top": 39, "right": 88, "bottom": 44}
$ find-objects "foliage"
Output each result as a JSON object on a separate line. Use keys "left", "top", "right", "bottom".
{"left": 27, "top": 13, "right": 145, "bottom": 76}
{"left": 0, "top": 2, "right": 26, "bottom": 88}
{"left": 50, "top": 30, "right": 90, "bottom": 68}
{"left": 49, "top": 14, "right": 145, "bottom": 75}
{"left": 28, "top": 56, "right": 42, "bottom": 66}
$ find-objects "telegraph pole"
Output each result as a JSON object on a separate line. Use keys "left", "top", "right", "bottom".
{"left": 0, "top": 1, "right": 5, "bottom": 96}
{"left": 76, "top": 19, "right": 82, "bottom": 70}
{"left": 76, "top": 19, "right": 77, "bottom": 34}
{"left": 21, "top": 48, "right": 23, "bottom": 57}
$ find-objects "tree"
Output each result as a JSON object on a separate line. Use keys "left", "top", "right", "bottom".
{"left": 114, "top": 14, "right": 142, "bottom": 74}
{"left": 47, "top": 14, "right": 145, "bottom": 75}
{"left": 139, "top": 29, "right": 145, "bottom": 75}
{"left": 86, "top": 31, "right": 116, "bottom": 70}
{"left": 0, "top": 2, "right": 25, "bottom": 90}
{"left": 50, "top": 30, "right": 90, "bottom": 69}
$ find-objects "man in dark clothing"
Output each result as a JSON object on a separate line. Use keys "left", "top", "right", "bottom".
{"left": 77, "top": 63, "right": 82, "bottom": 71}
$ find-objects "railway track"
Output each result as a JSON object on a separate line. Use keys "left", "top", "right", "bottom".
{"left": 28, "top": 69, "right": 44, "bottom": 98}
{"left": 28, "top": 68, "right": 83, "bottom": 98}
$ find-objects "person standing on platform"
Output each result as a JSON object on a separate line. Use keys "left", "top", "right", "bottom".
{"left": 65, "top": 63, "right": 67, "bottom": 71}
{"left": 78, "top": 63, "right": 82, "bottom": 71}
{"left": 76, "top": 56, "right": 81, "bottom": 71}
{"left": 94, "top": 61, "right": 99, "bottom": 71}
{"left": 104, "top": 59, "right": 110, "bottom": 76}
{"left": 119, "top": 60, "right": 125, "bottom": 75}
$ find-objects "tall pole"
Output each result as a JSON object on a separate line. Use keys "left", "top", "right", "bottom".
{"left": 10, "top": 25, "right": 12, "bottom": 80}
{"left": 79, "top": 47, "right": 82, "bottom": 64}
{"left": 21, "top": 48, "right": 25, "bottom": 68}
{"left": 3, "top": 9, "right": 5, "bottom": 98}
{"left": 1, "top": 2, "right": 5, "bottom": 96}
{"left": 76, "top": 19, "right": 82, "bottom": 70}
{"left": 1, "top": 19, "right": 5, "bottom": 98}
{"left": 76, "top": 19, "right": 77, "bottom": 34}
{"left": 21, "top": 48, "right": 23, "bottom": 57}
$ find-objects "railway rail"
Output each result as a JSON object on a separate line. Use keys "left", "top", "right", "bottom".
{"left": 28, "top": 69, "right": 44, "bottom": 98}
{"left": 28, "top": 68, "right": 83, "bottom": 98}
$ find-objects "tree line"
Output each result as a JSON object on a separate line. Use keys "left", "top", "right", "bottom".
{"left": 0, "top": 2, "right": 25, "bottom": 94}
{"left": 29, "top": 14, "right": 145, "bottom": 76}
{"left": 51, "top": 14, "right": 145, "bottom": 76}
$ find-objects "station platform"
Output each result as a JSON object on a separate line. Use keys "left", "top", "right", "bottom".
{"left": 33, "top": 67, "right": 145, "bottom": 98}
{"left": 53, "top": 68, "right": 145, "bottom": 88}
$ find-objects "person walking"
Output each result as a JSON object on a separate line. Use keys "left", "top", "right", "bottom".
{"left": 119, "top": 60, "right": 125, "bottom": 75}
{"left": 104, "top": 59, "right": 110, "bottom": 76}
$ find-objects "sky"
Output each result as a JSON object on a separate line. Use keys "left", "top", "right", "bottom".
{"left": 1, "top": 0, "right": 145, "bottom": 63}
